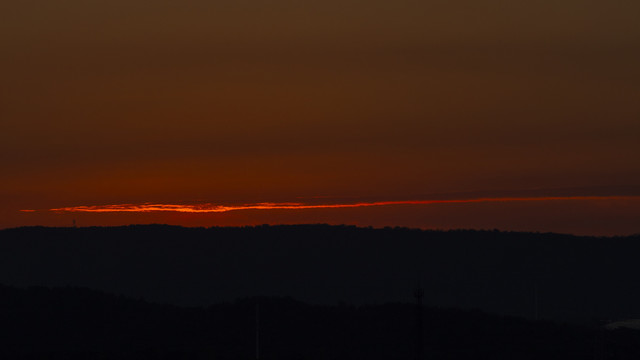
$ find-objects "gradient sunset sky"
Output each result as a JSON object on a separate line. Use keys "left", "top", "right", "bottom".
{"left": 2, "top": 0, "right": 639, "bottom": 235}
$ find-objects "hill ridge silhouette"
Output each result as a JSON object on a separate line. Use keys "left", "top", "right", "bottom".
{"left": 5, "top": 282, "right": 637, "bottom": 359}
{"left": 1, "top": 224, "right": 639, "bottom": 321}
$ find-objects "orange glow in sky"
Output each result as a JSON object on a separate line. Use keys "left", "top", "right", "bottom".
{"left": 24, "top": 195, "right": 640, "bottom": 214}
{"left": 3, "top": 0, "right": 639, "bottom": 235}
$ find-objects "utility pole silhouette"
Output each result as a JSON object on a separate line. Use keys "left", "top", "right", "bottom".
{"left": 414, "top": 288, "right": 424, "bottom": 360}
{"left": 533, "top": 283, "right": 539, "bottom": 320}
{"left": 255, "top": 300, "right": 260, "bottom": 360}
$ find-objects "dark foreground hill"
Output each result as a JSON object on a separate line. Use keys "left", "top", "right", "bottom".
{"left": 1, "top": 225, "right": 640, "bottom": 321}
{"left": 2, "top": 284, "right": 639, "bottom": 360}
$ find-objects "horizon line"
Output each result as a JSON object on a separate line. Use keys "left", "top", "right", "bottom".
{"left": 20, "top": 195, "right": 640, "bottom": 213}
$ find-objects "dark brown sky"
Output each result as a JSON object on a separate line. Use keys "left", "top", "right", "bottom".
{"left": 2, "top": 0, "right": 639, "bottom": 234}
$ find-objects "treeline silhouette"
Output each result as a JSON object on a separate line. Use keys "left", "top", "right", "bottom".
{"left": 2, "top": 283, "right": 640, "bottom": 359}
{"left": 1, "top": 224, "right": 640, "bottom": 321}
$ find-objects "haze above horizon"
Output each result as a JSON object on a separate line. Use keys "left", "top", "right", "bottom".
{"left": 3, "top": 0, "right": 639, "bottom": 234}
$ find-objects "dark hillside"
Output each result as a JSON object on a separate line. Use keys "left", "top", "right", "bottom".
{"left": 2, "top": 284, "right": 639, "bottom": 359}
{"left": 1, "top": 225, "right": 639, "bottom": 321}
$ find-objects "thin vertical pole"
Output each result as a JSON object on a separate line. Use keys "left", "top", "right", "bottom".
{"left": 414, "top": 288, "right": 424, "bottom": 360}
{"left": 534, "top": 283, "right": 539, "bottom": 320}
{"left": 256, "top": 301, "right": 260, "bottom": 360}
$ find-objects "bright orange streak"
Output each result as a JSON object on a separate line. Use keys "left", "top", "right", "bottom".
{"left": 24, "top": 195, "right": 640, "bottom": 213}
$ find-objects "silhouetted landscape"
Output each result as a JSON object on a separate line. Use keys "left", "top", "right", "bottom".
{"left": 2, "top": 225, "right": 640, "bottom": 319}
{"left": 6, "top": 0, "right": 640, "bottom": 357}
{"left": 2, "top": 225, "right": 640, "bottom": 358}
{"left": 4, "top": 283, "right": 640, "bottom": 360}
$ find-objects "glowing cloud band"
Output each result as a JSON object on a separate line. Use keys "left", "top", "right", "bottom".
{"left": 21, "top": 195, "right": 640, "bottom": 213}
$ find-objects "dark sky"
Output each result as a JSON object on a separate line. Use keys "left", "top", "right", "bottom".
{"left": 2, "top": 0, "right": 639, "bottom": 234}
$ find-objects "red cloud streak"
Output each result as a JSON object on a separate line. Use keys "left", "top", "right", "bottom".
{"left": 22, "top": 195, "right": 640, "bottom": 213}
